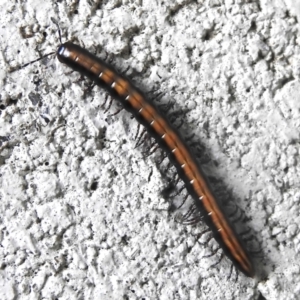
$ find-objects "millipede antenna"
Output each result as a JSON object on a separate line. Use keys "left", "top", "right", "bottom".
{"left": 50, "top": 17, "right": 63, "bottom": 44}
{"left": 9, "top": 18, "right": 64, "bottom": 73}
{"left": 9, "top": 50, "right": 56, "bottom": 73}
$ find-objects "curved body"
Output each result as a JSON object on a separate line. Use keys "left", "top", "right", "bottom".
{"left": 57, "top": 42, "right": 254, "bottom": 277}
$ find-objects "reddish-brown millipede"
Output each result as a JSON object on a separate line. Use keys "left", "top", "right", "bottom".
{"left": 13, "top": 21, "right": 255, "bottom": 277}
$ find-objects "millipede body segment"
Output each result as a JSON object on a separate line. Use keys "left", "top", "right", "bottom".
{"left": 57, "top": 42, "right": 255, "bottom": 277}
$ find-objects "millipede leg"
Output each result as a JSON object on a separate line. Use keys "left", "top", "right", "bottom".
{"left": 157, "top": 152, "right": 168, "bottom": 165}
{"left": 179, "top": 204, "right": 203, "bottom": 225}
{"left": 226, "top": 263, "right": 239, "bottom": 282}
{"left": 143, "top": 143, "right": 159, "bottom": 157}
{"left": 239, "top": 227, "right": 251, "bottom": 238}
{"left": 177, "top": 193, "right": 189, "bottom": 210}
{"left": 134, "top": 123, "right": 141, "bottom": 141}
{"left": 175, "top": 119, "right": 184, "bottom": 130}
{"left": 135, "top": 128, "right": 148, "bottom": 148}
{"left": 227, "top": 262, "right": 234, "bottom": 281}
{"left": 203, "top": 247, "right": 220, "bottom": 259}
{"left": 185, "top": 133, "right": 196, "bottom": 142}
{"left": 107, "top": 107, "right": 124, "bottom": 117}
{"left": 103, "top": 97, "right": 114, "bottom": 113}
{"left": 231, "top": 210, "right": 244, "bottom": 223}
{"left": 227, "top": 204, "right": 238, "bottom": 218}
{"left": 208, "top": 251, "right": 224, "bottom": 269}
{"left": 101, "top": 94, "right": 110, "bottom": 109}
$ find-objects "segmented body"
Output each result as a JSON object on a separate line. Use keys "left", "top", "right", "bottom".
{"left": 57, "top": 42, "right": 254, "bottom": 277}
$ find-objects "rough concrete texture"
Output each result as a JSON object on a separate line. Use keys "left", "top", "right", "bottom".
{"left": 1, "top": 0, "right": 300, "bottom": 299}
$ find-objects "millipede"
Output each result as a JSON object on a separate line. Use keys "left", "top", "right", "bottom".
{"left": 12, "top": 20, "right": 255, "bottom": 278}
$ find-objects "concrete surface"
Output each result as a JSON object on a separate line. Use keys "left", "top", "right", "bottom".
{"left": 1, "top": 0, "right": 300, "bottom": 299}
